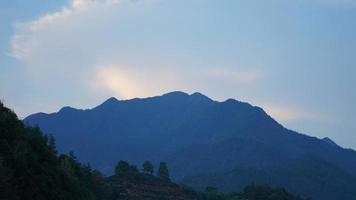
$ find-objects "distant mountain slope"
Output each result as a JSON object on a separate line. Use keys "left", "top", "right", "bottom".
{"left": 182, "top": 157, "right": 356, "bottom": 200}
{"left": 24, "top": 91, "right": 356, "bottom": 200}
{"left": 1, "top": 101, "right": 310, "bottom": 200}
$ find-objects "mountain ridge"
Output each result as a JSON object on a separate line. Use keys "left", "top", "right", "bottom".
{"left": 24, "top": 91, "right": 356, "bottom": 200}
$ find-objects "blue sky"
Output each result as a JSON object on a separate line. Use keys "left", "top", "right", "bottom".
{"left": 1, "top": 0, "right": 356, "bottom": 149}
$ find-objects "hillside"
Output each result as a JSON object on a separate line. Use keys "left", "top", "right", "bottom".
{"left": 0, "top": 101, "right": 311, "bottom": 200}
{"left": 0, "top": 101, "right": 94, "bottom": 200}
{"left": 24, "top": 91, "right": 356, "bottom": 200}
{"left": 108, "top": 172, "right": 199, "bottom": 200}
{"left": 183, "top": 157, "right": 356, "bottom": 200}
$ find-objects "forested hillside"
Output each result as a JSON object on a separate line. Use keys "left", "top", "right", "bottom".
{"left": 0, "top": 101, "right": 95, "bottom": 200}
{"left": 0, "top": 101, "right": 311, "bottom": 200}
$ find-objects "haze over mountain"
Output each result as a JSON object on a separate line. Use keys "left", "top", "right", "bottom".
{"left": 25, "top": 91, "right": 356, "bottom": 200}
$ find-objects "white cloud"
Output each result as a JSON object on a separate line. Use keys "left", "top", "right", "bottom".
{"left": 10, "top": 0, "right": 263, "bottom": 103}
{"left": 9, "top": 0, "right": 328, "bottom": 122}
{"left": 92, "top": 64, "right": 188, "bottom": 99}
{"left": 11, "top": 0, "right": 323, "bottom": 126}
{"left": 11, "top": 0, "right": 123, "bottom": 61}
{"left": 91, "top": 64, "right": 262, "bottom": 100}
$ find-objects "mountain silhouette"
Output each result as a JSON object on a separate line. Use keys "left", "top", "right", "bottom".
{"left": 322, "top": 137, "right": 339, "bottom": 147}
{"left": 24, "top": 91, "right": 356, "bottom": 200}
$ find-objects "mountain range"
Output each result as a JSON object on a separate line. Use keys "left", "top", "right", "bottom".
{"left": 24, "top": 91, "right": 356, "bottom": 200}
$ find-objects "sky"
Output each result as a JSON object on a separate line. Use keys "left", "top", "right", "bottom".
{"left": 1, "top": 0, "right": 356, "bottom": 149}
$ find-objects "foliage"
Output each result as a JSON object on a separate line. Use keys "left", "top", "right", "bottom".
{"left": 114, "top": 160, "right": 140, "bottom": 181}
{"left": 0, "top": 102, "right": 93, "bottom": 200}
{"left": 198, "top": 184, "right": 311, "bottom": 200}
{"left": 142, "top": 160, "right": 154, "bottom": 175}
{"left": 157, "top": 162, "right": 170, "bottom": 180}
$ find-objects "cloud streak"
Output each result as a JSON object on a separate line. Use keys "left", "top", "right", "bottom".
{"left": 92, "top": 64, "right": 188, "bottom": 99}
{"left": 261, "top": 104, "right": 329, "bottom": 124}
{"left": 10, "top": 0, "right": 263, "bottom": 101}
{"left": 11, "top": 0, "right": 123, "bottom": 61}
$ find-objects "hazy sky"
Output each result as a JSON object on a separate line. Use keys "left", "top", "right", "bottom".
{"left": 1, "top": 0, "right": 356, "bottom": 149}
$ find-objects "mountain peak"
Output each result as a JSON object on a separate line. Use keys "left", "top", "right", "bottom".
{"left": 106, "top": 97, "right": 119, "bottom": 103}
{"left": 162, "top": 91, "right": 189, "bottom": 98}
{"left": 94, "top": 97, "right": 120, "bottom": 110}
{"left": 102, "top": 97, "right": 119, "bottom": 105}
{"left": 322, "top": 137, "right": 339, "bottom": 147}
{"left": 58, "top": 106, "right": 75, "bottom": 113}
{"left": 190, "top": 92, "right": 213, "bottom": 102}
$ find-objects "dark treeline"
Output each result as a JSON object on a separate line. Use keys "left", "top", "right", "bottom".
{"left": 198, "top": 185, "right": 312, "bottom": 200}
{"left": 0, "top": 101, "right": 311, "bottom": 200}
{"left": 0, "top": 101, "right": 93, "bottom": 200}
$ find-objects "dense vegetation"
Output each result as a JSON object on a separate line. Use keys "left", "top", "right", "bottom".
{"left": 1, "top": 101, "right": 310, "bottom": 200}
{"left": 198, "top": 184, "right": 312, "bottom": 200}
{"left": 0, "top": 101, "right": 94, "bottom": 200}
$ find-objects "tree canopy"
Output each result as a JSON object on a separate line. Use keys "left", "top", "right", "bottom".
{"left": 115, "top": 160, "right": 139, "bottom": 176}
{"left": 158, "top": 162, "right": 170, "bottom": 180}
{"left": 142, "top": 160, "right": 154, "bottom": 175}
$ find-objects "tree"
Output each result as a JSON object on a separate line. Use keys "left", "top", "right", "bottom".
{"left": 115, "top": 160, "right": 138, "bottom": 176}
{"left": 0, "top": 102, "right": 94, "bottom": 200}
{"left": 142, "top": 160, "right": 154, "bottom": 175}
{"left": 115, "top": 160, "right": 130, "bottom": 175}
{"left": 157, "top": 162, "right": 170, "bottom": 180}
{"left": 0, "top": 156, "right": 19, "bottom": 200}
{"left": 48, "top": 134, "right": 57, "bottom": 155}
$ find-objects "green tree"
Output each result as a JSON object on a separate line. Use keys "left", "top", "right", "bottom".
{"left": 0, "top": 156, "right": 19, "bottom": 200}
{"left": 115, "top": 160, "right": 130, "bottom": 175}
{"left": 0, "top": 101, "right": 94, "bottom": 200}
{"left": 142, "top": 160, "right": 154, "bottom": 175}
{"left": 115, "top": 160, "right": 138, "bottom": 176}
{"left": 157, "top": 162, "right": 170, "bottom": 180}
{"left": 48, "top": 134, "right": 57, "bottom": 155}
